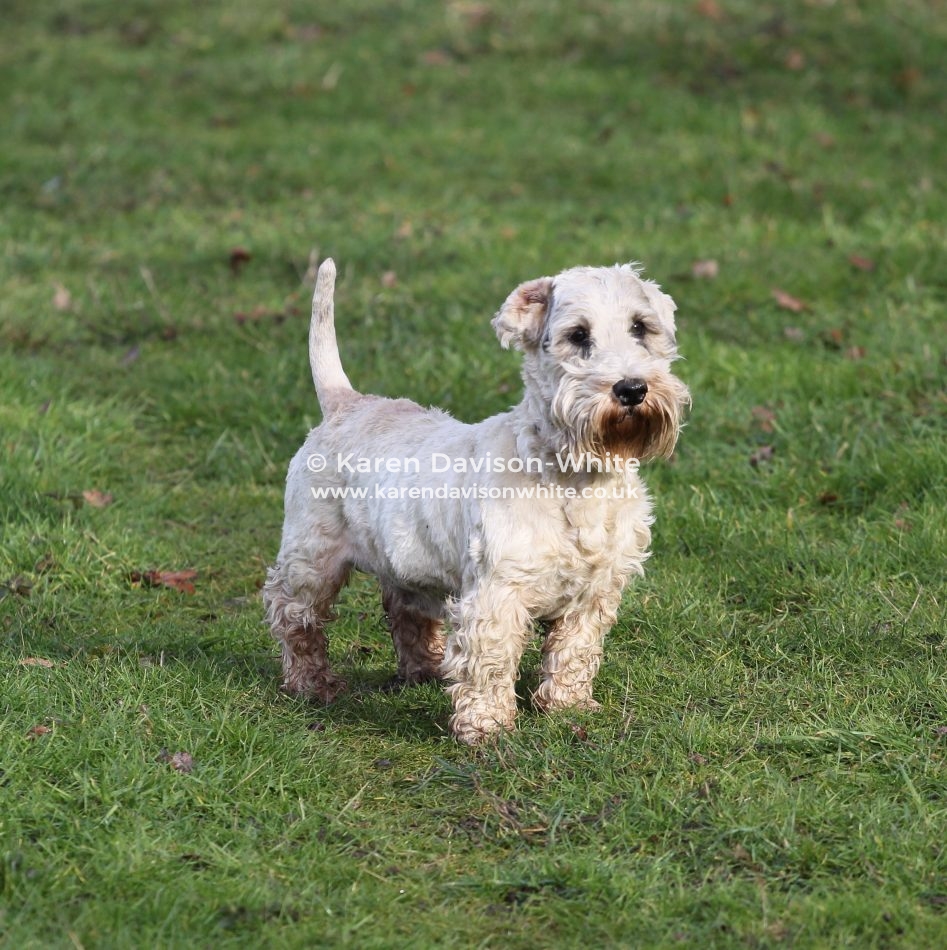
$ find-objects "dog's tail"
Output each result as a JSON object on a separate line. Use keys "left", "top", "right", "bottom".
{"left": 309, "top": 258, "right": 354, "bottom": 416}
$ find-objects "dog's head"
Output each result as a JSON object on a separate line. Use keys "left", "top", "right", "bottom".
{"left": 492, "top": 264, "right": 690, "bottom": 462}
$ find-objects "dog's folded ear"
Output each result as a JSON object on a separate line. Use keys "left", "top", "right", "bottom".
{"left": 491, "top": 277, "right": 553, "bottom": 350}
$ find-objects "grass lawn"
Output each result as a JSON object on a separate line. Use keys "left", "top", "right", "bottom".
{"left": 2, "top": 0, "right": 946, "bottom": 946}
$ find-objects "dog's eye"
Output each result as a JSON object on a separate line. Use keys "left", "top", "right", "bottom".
{"left": 567, "top": 327, "right": 591, "bottom": 348}
{"left": 630, "top": 319, "right": 647, "bottom": 339}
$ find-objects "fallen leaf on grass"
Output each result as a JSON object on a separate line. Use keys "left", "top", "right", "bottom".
{"left": 749, "top": 445, "right": 774, "bottom": 467}
{"left": 0, "top": 575, "right": 33, "bottom": 599}
{"left": 27, "top": 724, "right": 51, "bottom": 738}
{"left": 844, "top": 346, "right": 866, "bottom": 361}
{"left": 691, "top": 259, "right": 719, "bottom": 280}
{"left": 19, "top": 657, "right": 55, "bottom": 668}
{"left": 569, "top": 723, "right": 590, "bottom": 742}
{"left": 82, "top": 489, "right": 114, "bottom": 508}
{"left": 52, "top": 283, "right": 72, "bottom": 311}
{"left": 848, "top": 254, "right": 876, "bottom": 272}
{"left": 158, "top": 749, "right": 195, "bottom": 773}
{"left": 694, "top": 0, "right": 724, "bottom": 20}
{"left": 132, "top": 569, "right": 198, "bottom": 594}
{"left": 751, "top": 406, "right": 776, "bottom": 432}
{"left": 784, "top": 49, "right": 806, "bottom": 71}
{"left": 772, "top": 289, "right": 807, "bottom": 312}
{"left": 381, "top": 270, "right": 398, "bottom": 288}
{"left": 818, "top": 492, "right": 839, "bottom": 506}
{"left": 228, "top": 247, "right": 251, "bottom": 275}
{"left": 421, "top": 49, "right": 452, "bottom": 66}
{"left": 451, "top": 3, "right": 493, "bottom": 28}
{"left": 820, "top": 328, "right": 846, "bottom": 349}
{"left": 894, "top": 67, "right": 921, "bottom": 93}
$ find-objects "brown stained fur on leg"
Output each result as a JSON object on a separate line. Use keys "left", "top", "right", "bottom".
{"left": 381, "top": 587, "right": 446, "bottom": 685}
{"left": 279, "top": 622, "right": 347, "bottom": 702}
{"left": 262, "top": 559, "right": 350, "bottom": 703}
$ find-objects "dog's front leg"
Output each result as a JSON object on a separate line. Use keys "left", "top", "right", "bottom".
{"left": 442, "top": 586, "right": 531, "bottom": 744}
{"left": 532, "top": 587, "right": 624, "bottom": 713}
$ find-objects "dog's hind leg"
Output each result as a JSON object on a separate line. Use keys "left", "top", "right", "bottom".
{"left": 263, "top": 546, "right": 351, "bottom": 703}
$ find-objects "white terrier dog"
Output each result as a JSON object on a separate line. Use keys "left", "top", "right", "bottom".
{"left": 264, "top": 259, "right": 689, "bottom": 743}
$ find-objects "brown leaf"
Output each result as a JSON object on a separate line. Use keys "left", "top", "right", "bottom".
{"left": 848, "top": 254, "right": 876, "bottom": 272}
{"left": 19, "top": 657, "right": 55, "bottom": 668}
{"left": 749, "top": 445, "right": 774, "bottom": 467}
{"left": 132, "top": 569, "right": 198, "bottom": 594}
{"left": 228, "top": 247, "right": 251, "bottom": 275}
{"left": 381, "top": 270, "right": 398, "bottom": 288}
{"left": 0, "top": 575, "right": 33, "bottom": 598}
{"left": 82, "top": 489, "right": 114, "bottom": 508}
{"left": 784, "top": 49, "right": 806, "bottom": 71}
{"left": 821, "top": 327, "right": 846, "bottom": 349}
{"left": 451, "top": 3, "right": 492, "bottom": 27}
{"left": 569, "top": 723, "right": 590, "bottom": 742}
{"left": 844, "top": 345, "right": 866, "bottom": 361}
{"left": 27, "top": 724, "right": 51, "bottom": 737}
{"left": 894, "top": 67, "right": 921, "bottom": 93}
{"left": 421, "top": 49, "right": 452, "bottom": 66}
{"left": 751, "top": 406, "right": 776, "bottom": 432}
{"left": 694, "top": 0, "right": 724, "bottom": 20}
{"left": 52, "top": 283, "right": 72, "bottom": 311}
{"left": 772, "top": 289, "right": 807, "bottom": 312}
{"left": 170, "top": 751, "right": 194, "bottom": 773}
{"left": 691, "top": 259, "right": 719, "bottom": 280}
{"left": 818, "top": 492, "right": 839, "bottom": 506}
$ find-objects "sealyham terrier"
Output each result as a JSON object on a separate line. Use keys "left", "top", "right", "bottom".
{"left": 263, "top": 259, "right": 690, "bottom": 744}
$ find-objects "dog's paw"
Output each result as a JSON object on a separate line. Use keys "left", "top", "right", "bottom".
{"left": 281, "top": 674, "right": 348, "bottom": 704}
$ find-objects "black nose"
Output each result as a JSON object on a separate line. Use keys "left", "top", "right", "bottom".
{"left": 612, "top": 378, "right": 648, "bottom": 408}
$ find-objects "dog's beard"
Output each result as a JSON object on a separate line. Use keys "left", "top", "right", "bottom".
{"left": 553, "top": 373, "right": 690, "bottom": 463}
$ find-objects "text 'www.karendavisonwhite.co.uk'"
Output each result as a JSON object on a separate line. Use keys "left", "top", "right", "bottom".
{"left": 310, "top": 483, "right": 641, "bottom": 501}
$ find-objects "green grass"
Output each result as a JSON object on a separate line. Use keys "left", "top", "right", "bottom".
{"left": 2, "top": 0, "right": 946, "bottom": 946}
